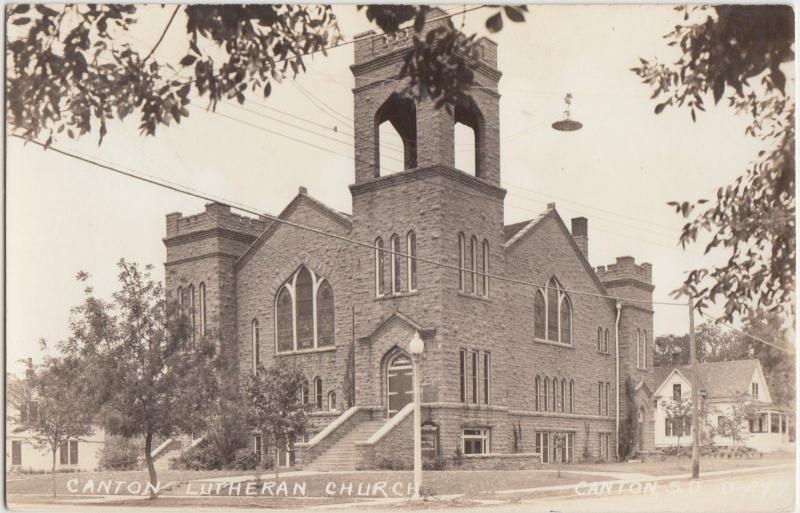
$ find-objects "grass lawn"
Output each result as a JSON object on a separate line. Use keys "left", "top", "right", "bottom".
{"left": 561, "top": 453, "right": 795, "bottom": 477}
{"left": 5, "top": 469, "right": 247, "bottom": 496}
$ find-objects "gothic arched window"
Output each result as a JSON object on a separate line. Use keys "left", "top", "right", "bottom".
{"left": 551, "top": 377, "right": 558, "bottom": 412}
{"left": 301, "top": 380, "right": 309, "bottom": 405}
{"left": 328, "top": 391, "right": 337, "bottom": 411}
{"left": 534, "top": 375, "right": 541, "bottom": 411}
{"left": 535, "top": 278, "right": 573, "bottom": 345}
{"left": 482, "top": 239, "right": 490, "bottom": 297}
{"left": 604, "top": 329, "right": 610, "bottom": 353}
{"left": 316, "top": 281, "right": 334, "bottom": 347}
{"left": 543, "top": 378, "right": 549, "bottom": 412}
{"left": 560, "top": 378, "right": 566, "bottom": 413}
{"left": 390, "top": 234, "right": 401, "bottom": 294}
{"left": 407, "top": 230, "right": 417, "bottom": 291}
{"left": 470, "top": 236, "right": 478, "bottom": 294}
{"left": 252, "top": 319, "right": 260, "bottom": 372}
{"left": 275, "top": 266, "right": 336, "bottom": 353}
{"left": 314, "top": 377, "right": 323, "bottom": 409}
{"left": 375, "top": 237, "right": 386, "bottom": 297}
{"left": 569, "top": 380, "right": 575, "bottom": 413}
{"left": 458, "top": 232, "right": 466, "bottom": 291}
{"left": 199, "top": 282, "right": 207, "bottom": 336}
{"left": 189, "top": 284, "right": 196, "bottom": 340}
{"left": 597, "top": 327, "right": 602, "bottom": 352}
{"left": 642, "top": 330, "right": 647, "bottom": 369}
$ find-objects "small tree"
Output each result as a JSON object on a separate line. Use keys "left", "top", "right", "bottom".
{"left": 62, "top": 260, "right": 218, "bottom": 498}
{"left": 9, "top": 356, "right": 94, "bottom": 497}
{"left": 618, "top": 378, "right": 639, "bottom": 460}
{"left": 243, "top": 365, "right": 309, "bottom": 478}
{"left": 717, "top": 395, "right": 755, "bottom": 449}
{"left": 665, "top": 397, "right": 693, "bottom": 459}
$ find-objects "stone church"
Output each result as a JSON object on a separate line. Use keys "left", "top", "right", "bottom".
{"left": 163, "top": 11, "right": 655, "bottom": 470}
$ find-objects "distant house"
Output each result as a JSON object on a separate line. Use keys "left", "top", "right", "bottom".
{"left": 6, "top": 372, "right": 105, "bottom": 472}
{"left": 653, "top": 359, "right": 793, "bottom": 452}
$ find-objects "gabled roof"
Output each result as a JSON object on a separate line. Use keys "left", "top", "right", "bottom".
{"left": 504, "top": 205, "right": 614, "bottom": 309}
{"left": 503, "top": 220, "right": 531, "bottom": 242}
{"left": 235, "top": 190, "right": 352, "bottom": 270}
{"left": 357, "top": 311, "right": 437, "bottom": 346}
{"left": 654, "top": 359, "right": 763, "bottom": 400}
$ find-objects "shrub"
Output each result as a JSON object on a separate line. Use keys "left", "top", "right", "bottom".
{"left": 453, "top": 446, "right": 464, "bottom": 467}
{"left": 171, "top": 440, "right": 225, "bottom": 470}
{"left": 423, "top": 456, "right": 446, "bottom": 471}
{"left": 232, "top": 448, "right": 260, "bottom": 470}
{"left": 98, "top": 435, "right": 144, "bottom": 470}
{"left": 419, "top": 484, "right": 437, "bottom": 501}
{"left": 376, "top": 456, "right": 410, "bottom": 470}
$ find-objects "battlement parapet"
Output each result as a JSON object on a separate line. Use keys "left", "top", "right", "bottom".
{"left": 165, "top": 203, "right": 267, "bottom": 240}
{"left": 596, "top": 256, "right": 653, "bottom": 285}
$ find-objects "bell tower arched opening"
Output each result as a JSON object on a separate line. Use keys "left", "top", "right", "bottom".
{"left": 375, "top": 93, "right": 417, "bottom": 176}
{"left": 454, "top": 97, "right": 484, "bottom": 178}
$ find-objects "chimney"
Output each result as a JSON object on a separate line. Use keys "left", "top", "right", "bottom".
{"left": 571, "top": 217, "right": 588, "bottom": 260}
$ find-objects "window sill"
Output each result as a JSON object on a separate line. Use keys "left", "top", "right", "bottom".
{"left": 597, "top": 350, "right": 612, "bottom": 356}
{"left": 375, "top": 290, "right": 419, "bottom": 301}
{"left": 457, "top": 291, "right": 491, "bottom": 301}
{"left": 534, "top": 338, "right": 574, "bottom": 349}
{"left": 275, "top": 346, "right": 336, "bottom": 357}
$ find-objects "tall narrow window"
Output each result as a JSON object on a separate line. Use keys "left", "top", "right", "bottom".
{"left": 252, "top": 319, "right": 260, "bottom": 372}
{"left": 301, "top": 380, "right": 309, "bottom": 405}
{"left": 199, "top": 282, "right": 207, "bottom": 335}
{"left": 604, "top": 329, "right": 610, "bottom": 353}
{"left": 543, "top": 378, "right": 549, "bottom": 412}
{"left": 189, "top": 284, "right": 196, "bottom": 340}
{"left": 483, "top": 352, "right": 491, "bottom": 405}
{"left": 604, "top": 382, "right": 610, "bottom": 416}
{"left": 547, "top": 280, "right": 559, "bottom": 341}
{"left": 598, "top": 382, "right": 603, "bottom": 416}
{"left": 390, "top": 234, "right": 401, "bottom": 294}
{"left": 597, "top": 328, "right": 602, "bottom": 352}
{"left": 569, "top": 380, "right": 575, "bottom": 413}
{"left": 407, "top": 231, "right": 417, "bottom": 291}
{"left": 470, "top": 351, "right": 479, "bottom": 404}
{"left": 560, "top": 379, "right": 566, "bottom": 413}
{"left": 328, "top": 391, "right": 337, "bottom": 411}
{"left": 276, "top": 287, "right": 293, "bottom": 352}
{"left": 459, "top": 349, "right": 467, "bottom": 403}
{"left": 314, "top": 377, "right": 323, "bottom": 409}
{"left": 470, "top": 236, "right": 478, "bottom": 294}
{"left": 535, "top": 375, "right": 541, "bottom": 411}
{"left": 458, "top": 233, "right": 466, "bottom": 291}
{"left": 636, "top": 329, "right": 641, "bottom": 368}
{"left": 177, "top": 286, "right": 184, "bottom": 312}
{"left": 551, "top": 377, "right": 558, "bottom": 411}
{"left": 60, "top": 443, "right": 69, "bottom": 464}
{"left": 295, "top": 268, "right": 314, "bottom": 350}
{"left": 69, "top": 440, "right": 78, "bottom": 464}
{"left": 316, "top": 281, "right": 334, "bottom": 347}
{"left": 642, "top": 330, "right": 647, "bottom": 369}
{"left": 482, "top": 239, "right": 490, "bottom": 297}
{"left": 534, "top": 290, "right": 546, "bottom": 340}
{"left": 375, "top": 237, "right": 386, "bottom": 297}
{"left": 559, "top": 296, "right": 572, "bottom": 344}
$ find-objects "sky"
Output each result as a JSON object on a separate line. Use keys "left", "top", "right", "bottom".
{"left": 5, "top": 4, "right": 791, "bottom": 373}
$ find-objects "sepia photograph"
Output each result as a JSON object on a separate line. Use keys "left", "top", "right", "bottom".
{"left": 4, "top": 3, "right": 797, "bottom": 512}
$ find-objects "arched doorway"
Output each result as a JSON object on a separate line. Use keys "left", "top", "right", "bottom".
{"left": 387, "top": 353, "right": 413, "bottom": 417}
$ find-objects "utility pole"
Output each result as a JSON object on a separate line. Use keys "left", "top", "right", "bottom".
{"left": 689, "top": 295, "right": 700, "bottom": 479}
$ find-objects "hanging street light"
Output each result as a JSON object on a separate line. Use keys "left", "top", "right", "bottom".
{"left": 552, "top": 93, "right": 583, "bottom": 132}
{"left": 409, "top": 331, "right": 425, "bottom": 500}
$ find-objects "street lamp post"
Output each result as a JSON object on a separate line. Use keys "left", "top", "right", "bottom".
{"left": 409, "top": 331, "right": 424, "bottom": 500}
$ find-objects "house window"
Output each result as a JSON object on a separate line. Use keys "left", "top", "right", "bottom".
{"left": 328, "top": 391, "right": 337, "bottom": 411}
{"left": 534, "top": 277, "right": 572, "bottom": 344}
{"left": 481, "top": 239, "right": 490, "bottom": 297}
{"left": 407, "top": 231, "right": 417, "bottom": 291}
{"left": 275, "top": 266, "right": 336, "bottom": 353}
{"left": 314, "top": 377, "right": 323, "bottom": 410}
{"left": 251, "top": 319, "right": 260, "bottom": 372}
{"left": 470, "top": 351, "right": 479, "bottom": 404}
{"left": 535, "top": 432, "right": 549, "bottom": 463}
{"left": 752, "top": 382, "right": 759, "bottom": 399}
{"left": 673, "top": 384, "right": 682, "bottom": 401}
{"left": 390, "top": 234, "right": 401, "bottom": 294}
{"left": 470, "top": 236, "right": 478, "bottom": 294}
{"left": 534, "top": 375, "right": 541, "bottom": 411}
{"left": 462, "top": 428, "right": 490, "bottom": 455}
{"left": 482, "top": 352, "right": 491, "bottom": 405}
{"left": 771, "top": 413, "right": 780, "bottom": 433}
{"left": 459, "top": 349, "right": 467, "bottom": 403}
{"left": 375, "top": 237, "right": 386, "bottom": 297}
{"left": 11, "top": 441, "right": 21, "bottom": 465}
{"left": 458, "top": 233, "right": 466, "bottom": 291}
{"left": 199, "top": 282, "right": 207, "bottom": 335}
{"left": 60, "top": 440, "right": 79, "bottom": 465}
{"left": 569, "top": 380, "right": 575, "bottom": 413}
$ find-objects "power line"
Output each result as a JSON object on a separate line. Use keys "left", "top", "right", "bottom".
{"left": 12, "top": 134, "right": 685, "bottom": 307}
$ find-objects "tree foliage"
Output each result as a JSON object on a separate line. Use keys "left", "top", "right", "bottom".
{"left": 8, "top": 357, "right": 95, "bottom": 497}
{"left": 716, "top": 394, "right": 755, "bottom": 448}
{"left": 242, "top": 364, "right": 309, "bottom": 477}
{"left": 632, "top": 5, "right": 795, "bottom": 321}
{"left": 6, "top": 4, "right": 527, "bottom": 146}
{"left": 664, "top": 396, "right": 693, "bottom": 456}
{"left": 60, "top": 260, "right": 218, "bottom": 498}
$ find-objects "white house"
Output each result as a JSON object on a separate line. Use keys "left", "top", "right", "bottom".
{"left": 653, "top": 359, "right": 793, "bottom": 453}
{"left": 6, "top": 374, "right": 106, "bottom": 473}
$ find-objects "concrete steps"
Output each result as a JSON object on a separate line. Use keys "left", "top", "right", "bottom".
{"left": 305, "top": 419, "right": 385, "bottom": 471}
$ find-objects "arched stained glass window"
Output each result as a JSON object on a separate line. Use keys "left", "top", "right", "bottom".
{"left": 470, "top": 236, "right": 478, "bottom": 293}
{"left": 482, "top": 239, "right": 490, "bottom": 297}
{"left": 295, "top": 267, "right": 314, "bottom": 350}
{"left": 375, "top": 237, "right": 386, "bottom": 296}
{"left": 569, "top": 380, "right": 575, "bottom": 413}
{"left": 199, "top": 282, "right": 207, "bottom": 335}
{"left": 390, "top": 234, "right": 402, "bottom": 293}
{"left": 458, "top": 233, "right": 466, "bottom": 291}
{"left": 547, "top": 280, "right": 559, "bottom": 341}
{"left": 314, "top": 377, "right": 323, "bottom": 409}
{"left": 543, "top": 378, "right": 549, "bottom": 412}
{"left": 534, "top": 375, "right": 541, "bottom": 411}
{"left": 561, "top": 379, "right": 566, "bottom": 413}
{"left": 560, "top": 296, "right": 572, "bottom": 344}
{"left": 407, "top": 231, "right": 417, "bottom": 291}
{"left": 276, "top": 287, "right": 293, "bottom": 352}
{"left": 316, "top": 281, "right": 334, "bottom": 347}
{"left": 551, "top": 377, "right": 558, "bottom": 411}
{"left": 534, "top": 290, "right": 546, "bottom": 340}
{"left": 252, "top": 319, "right": 260, "bottom": 372}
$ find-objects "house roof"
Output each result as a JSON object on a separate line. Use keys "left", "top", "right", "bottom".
{"left": 654, "top": 359, "right": 762, "bottom": 399}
